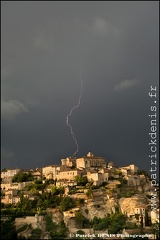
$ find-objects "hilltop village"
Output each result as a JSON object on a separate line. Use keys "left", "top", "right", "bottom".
{"left": 1, "top": 152, "right": 159, "bottom": 239}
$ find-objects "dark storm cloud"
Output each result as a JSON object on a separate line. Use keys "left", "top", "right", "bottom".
{"left": 1, "top": 2, "right": 159, "bottom": 176}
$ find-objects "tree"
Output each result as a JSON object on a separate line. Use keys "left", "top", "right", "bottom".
{"left": 17, "top": 195, "right": 37, "bottom": 215}
{"left": 76, "top": 198, "right": 84, "bottom": 206}
{"left": 74, "top": 175, "right": 88, "bottom": 186}
{"left": 92, "top": 213, "right": 127, "bottom": 233}
{"left": 1, "top": 218, "right": 17, "bottom": 239}
{"left": 51, "top": 186, "right": 64, "bottom": 196}
{"left": 75, "top": 211, "right": 84, "bottom": 228}
{"left": 51, "top": 185, "right": 59, "bottom": 195}
{"left": 12, "top": 172, "right": 34, "bottom": 183}
{"left": 34, "top": 180, "right": 42, "bottom": 184}
{"left": 58, "top": 187, "right": 65, "bottom": 197}
{"left": 28, "top": 228, "right": 42, "bottom": 239}
{"left": 37, "top": 199, "right": 43, "bottom": 208}
{"left": 45, "top": 214, "right": 68, "bottom": 239}
{"left": 108, "top": 222, "right": 122, "bottom": 234}
{"left": 86, "top": 189, "right": 93, "bottom": 198}
{"left": 60, "top": 197, "right": 75, "bottom": 211}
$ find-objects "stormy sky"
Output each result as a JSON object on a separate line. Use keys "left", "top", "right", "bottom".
{"left": 1, "top": 1, "right": 159, "bottom": 174}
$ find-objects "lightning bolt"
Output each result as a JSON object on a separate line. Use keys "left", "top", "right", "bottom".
{"left": 66, "top": 67, "right": 83, "bottom": 157}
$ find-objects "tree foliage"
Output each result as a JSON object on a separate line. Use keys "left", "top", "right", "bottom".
{"left": 60, "top": 196, "right": 75, "bottom": 211}
{"left": 45, "top": 214, "right": 68, "bottom": 239}
{"left": 28, "top": 228, "right": 42, "bottom": 239}
{"left": 12, "top": 172, "right": 34, "bottom": 183}
{"left": 75, "top": 211, "right": 84, "bottom": 228}
{"left": 1, "top": 217, "right": 17, "bottom": 239}
{"left": 51, "top": 186, "right": 64, "bottom": 196}
{"left": 74, "top": 175, "right": 88, "bottom": 186}
{"left": 92, "top": 213, "right": 127, "bottom": 233}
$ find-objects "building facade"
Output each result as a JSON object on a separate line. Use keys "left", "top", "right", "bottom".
{"left": 42, "top": 165, "right": 60, "bottom": 180}
{"left": 76, "top": 152, "right": 107, "bottom": 169}
{"left": 56, "top": 169, "right": 82, "bottom": 181}
{"left": 1, "top": 169, "right": 21, "bottom": 179}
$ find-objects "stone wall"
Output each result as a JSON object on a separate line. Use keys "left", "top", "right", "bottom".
{"left": 15, "top": 215, "right": 44, "bottom": 230}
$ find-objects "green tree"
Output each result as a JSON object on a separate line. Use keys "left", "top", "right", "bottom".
{"left": 108, "top": 222, "right": 122, "bottom": 234}
{"left": 17, "top": 195, "right": 37, "bottom": 215}
{"left": 74, "top": 175, "right": 88, "bottom": 186}
{"left": 1, "top": 218, "right": 17, "bottom": 239}
{"left": 75, "top": 211, "right": 84, "bottom": 228}
{"left": 76, "top": 198, "right": 84, "bottom": 206}
{"left": 28, "top": 228, "right": 42, "bottom": 239}
{"left": 45, "top": 214, "right": 68, "bottom": 239}
{"left": 43, "top": 199, "right": 51, "bottom": 208}
{"left": 92, "top": 213, "right": 126, "bottom": 233}
{"left": 86, "top": 189, "right": 93, "bottom": 198}
{"left": 51, "top": 185, "right": 59, "bottom": 195}
{"left": 60, "top": 196, "right": 75, "bottom": 211}
{"left": 50, "top": 186, "right": 64, "bottom": 196}
{"left": 58, "top": 187, "right": 65, "bottom": 197}
{"left": 34, "top": 180, "right": 42, "bottom": 184}
{"left": 37, "top": 199, "right": 43, "bottom": 208}
{"left": 12, "top": 172, "right": 34, "bottom": 183}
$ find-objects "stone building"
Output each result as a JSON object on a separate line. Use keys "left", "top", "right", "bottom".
{"left": 61, "top": 157, "right": 76, "bottom": 168}
{"left": 1, "top": 189, "right": 20, "bottom": 204}
{"left": 56, "top": 169, "right": 82, "bottom": 181}
{"left": 29, "top": 168, "right": 42, "bottom": 180}
{"left": 87, "top": 171, "right": 103, "bottom": 186}
{"left": 42, "top": 165, "right": 60, "bottom": 180}
{"left": 124, "top": 174, "right": 147, "bottom": 187}
{"left": 56, "top": 179, "right": 77, "bottom": 187}
{"left": 134, "top": 206, "right": 147, "bottom": 227}
{"left": 87, "top": 169, "right": 109, "bottom": 186}
{"left": 1, "top": 181, "right": 33, "bottom": 191}
{"left": 76, "top": 152, "right": 107, "bottom": 169}
{"left": 119, "top": 164, "right": 138, "bottom": 176}
{"left": 1, "top": 168, "right": 21, "bottom": 180}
